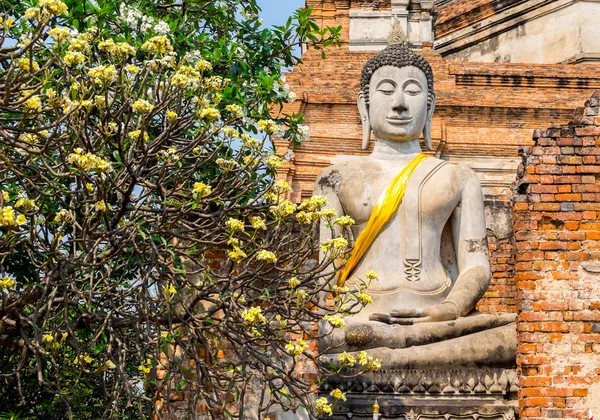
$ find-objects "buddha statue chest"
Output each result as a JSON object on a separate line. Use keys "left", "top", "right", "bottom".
{"left": 329, "top": 156, "right": 467, "bottom": 316}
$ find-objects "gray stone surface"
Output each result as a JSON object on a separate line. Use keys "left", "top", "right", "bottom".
{"left": 435, "top": 0, "right": 600, "bottom": 64}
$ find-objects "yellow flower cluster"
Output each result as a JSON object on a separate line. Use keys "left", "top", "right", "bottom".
{"left": 228, "top": 238, "right": 241, "bottom": 247}
{"left": 243, "top": 156, "right": 259, "bottom": 167}
{"left": 273, "top": 180, "right": 292, "bottom": 195}
{"left": 330, "top": 388, "right": 347, "bottom": 402}
{"left": 69, "top": 38, "right": 90, "bottom": 52}
{"left": 334, "top": 216, "right": 355, "bottom": 228}
{"left": 163, "top": 283, "right": 176, "bottom": 301}
{"left": 270, "top": 200, "right": 296, "bottom": 218}
{"left": 323, "top": 314, "right": 346, "bottom": 329}
{"left": 0, "top": 16, "right": 15, "bottom": 28}
{"left": 198, "top": 107, "right": 221, "bottom": 121}
{"left": 202, "top": 76, "right": 228, "bottom": 90}
{"left": 98, "top": 39, "right": 135, "bottom": 57}
{"left": 225, "top": 218, "right": 245, "bottom": 232}
{"left": 15, "top": 197, "right": 37, "bottom": 211}
{"left": 358, "top": 350, "right": 381, "bottom": 371}
{"left": 67, "top": 148, "right": 112, "bottom": 173}
{"left": 94, "top": 200, "right": 107, "bottom": 212}
{"left": 216, "top": 158, "right": 238, "bottom": 171}
{"left": 0, "top": 207, "right": 26, "bottom": 227}
{"left": 128, "top": 130, "right": 149, "bottom": 142}
{"left": 356, "top": 292, "right": 373, "bottom": 306}
{"left": 337, "top": 352, "right": 356, "bottom": 367}
{"left": 132, "top": 99, "right": 153, "bottom": 114}
{"left": 64, "top": 51, "right": 86, "bottom": 66}
{"left": 124, "top": 64, "right": 141, "bottom": 75}
{"left": 166, "top": 110, "right": 178, "bottom": 121}
{"left": 0, "top": 276, "right": 16, "bottom": 291}
{"left": 225, "top": 104, "right": 244, "bottom": 118}
{"left": 241, "top": 307, "right": 266, "bottom": 325}
{"left": 192, "top": 182, "right": 211, "bottom": 198}
{"left": 17, "top": 58, "right": 40, "bottom": 72}
{"left": 142, "top": 36, "right": 173, "bottom": 54}
{"left": 256, "top": 250, "right": 277, "bottom": 264}
{"left": 275, "top": 314, "right": 288, "bottom": 328}
{"left": 54, "top": 209, "right": 72, "bottom": 223}
{"left": 285, "top": 338, "right": 307, "bottom": 356}
{"left": 158, "top": 147, "right": 180, "bottom": 163}
{"left": 195, "top": 59, "right": 212, "bottom": 72}
{"left": 294, "top": 289, "right": 308, "bottom": 302}
{"left": 138, "top": 358, "right": 152, "bottom": 375}
{"left": 228, "top": 247, "right": 247, "bottom": 263}
{"left": 39, "top": 0, "right": 69, "bottom": 15}
{"left": 74, "top": 354, "right": 93, "bottom": 364}
{"left": 170, "top": 65, "right": 201, "bottom": 88}
{"left": 296, "top": 211, "right": 319, "bottom": 224}
{"left": 319, "top": 209, "right": 337, "bottom": 220}
{"left": 242, "top": 136, "right": 261, "bottom": 149}
{"left": 24, "top": 8, "right": 40, "bottom": 20}
{"left": 321, "top": 237, "right": 348, "bottom": 254}
{"left": 23, "top": 96, "right": 42, "bottom": 113}
{"left": 88, "top": 65, "right": 118, "bottom": 85}
{"left": 48, "top": 27, "right": 71, "bottom": 42}
{"left": 365, "top": 271, "right": 378, "bottom": 281}
{"left": 288, "top": 277, "right": 300, "bottom": 288}
{"left": 314, "top": 397, "right": 332, "bottom": 416}
{"left": 257, "top": 119, "right": 278, "bottom": 134}
{"left": 250, "top": 216, "right": 266, "bottom": 230}
{"left": 221, "top": 127, "right": 239, "bottom": 138}
{"left": 298, "top": 195, "right": 327, "bottom": 212}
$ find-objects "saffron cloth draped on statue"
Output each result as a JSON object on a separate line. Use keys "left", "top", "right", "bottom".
{"left": 337, "top": 153, "right": 428, "bottom": 287}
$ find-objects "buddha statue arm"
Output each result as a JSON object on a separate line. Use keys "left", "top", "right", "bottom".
{"left": 314, "top": 168, "right": 345, "bottom": 305}
{"left": 444, "top": 170, "right": 491, "bottom": 317}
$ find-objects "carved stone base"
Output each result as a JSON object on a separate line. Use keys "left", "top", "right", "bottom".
{"left": 320, "top": 368, "right": 518, "bottom": 419}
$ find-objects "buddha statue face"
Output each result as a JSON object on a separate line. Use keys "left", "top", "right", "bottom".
{"left": 357, "top": 39, "right": 436, "bottom": 150}
{"left": 367, "top": 65, "right": 430, "bottom": 143}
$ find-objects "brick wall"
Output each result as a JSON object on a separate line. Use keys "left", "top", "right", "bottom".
{"left": 513, "top": 91, "right": 600, "bottom": 420}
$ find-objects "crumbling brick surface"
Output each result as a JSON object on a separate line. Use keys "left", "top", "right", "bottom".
{"left": 513, "top": 91, "right": 600, "bottom": 420}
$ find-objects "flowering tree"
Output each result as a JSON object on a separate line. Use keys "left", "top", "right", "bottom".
{"left": 0, "top": 1, "right": 378, "bottom": 418}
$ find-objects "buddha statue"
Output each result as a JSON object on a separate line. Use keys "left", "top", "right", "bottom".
{"left": 316, "top": 23, "right": 516, "bottom": 370}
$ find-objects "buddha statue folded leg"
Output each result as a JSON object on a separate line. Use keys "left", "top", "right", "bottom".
{"left": 323, "top": 319, "right": 516, "bottom": 370}
{"left": 320, "top": 312, "right": 515, "bottom": 355}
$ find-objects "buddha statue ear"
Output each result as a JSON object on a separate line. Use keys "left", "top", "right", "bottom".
{"left": 423, "top": 95, "right": 436, "bottom": 151}
{"left": 357, "top": 91, "right": 371, "bottom": 150}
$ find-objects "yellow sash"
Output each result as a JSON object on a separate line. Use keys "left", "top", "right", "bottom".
{"left": 337, "top": 153, "right": 428, "bottom": 286}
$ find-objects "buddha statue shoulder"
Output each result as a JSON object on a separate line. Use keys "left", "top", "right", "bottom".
{"left": 315, "top": 24, "right": 516, "bottom": 369}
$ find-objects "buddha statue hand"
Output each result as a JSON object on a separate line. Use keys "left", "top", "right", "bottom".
{"left": 369, "top": 302, "right": 459, "bottom": 325}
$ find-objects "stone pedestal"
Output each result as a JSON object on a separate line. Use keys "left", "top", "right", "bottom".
{"left": 321, "top": 368, "right": 518, "bottom": 419}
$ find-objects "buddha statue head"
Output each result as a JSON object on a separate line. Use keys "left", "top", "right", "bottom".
{"left": 358, "top": 20, "right": 435, "bottom": 150}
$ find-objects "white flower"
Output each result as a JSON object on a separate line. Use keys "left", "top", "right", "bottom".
{"left": 298, "top": 124, "right": 310, "bottom": 141}
{"left": 155, "top": 21, "right": 170, "bottom": 35}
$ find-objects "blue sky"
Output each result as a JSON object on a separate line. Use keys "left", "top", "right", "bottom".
{"left": 257, "top": 0, "right": 304, "bottom": 28}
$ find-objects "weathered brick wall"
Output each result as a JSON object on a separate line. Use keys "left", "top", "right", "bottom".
{"left": 513, "top": 91, "right": 600, "bottom": 420}
{"left": 435, "top": 0, "right": 524, "bottom": 38}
